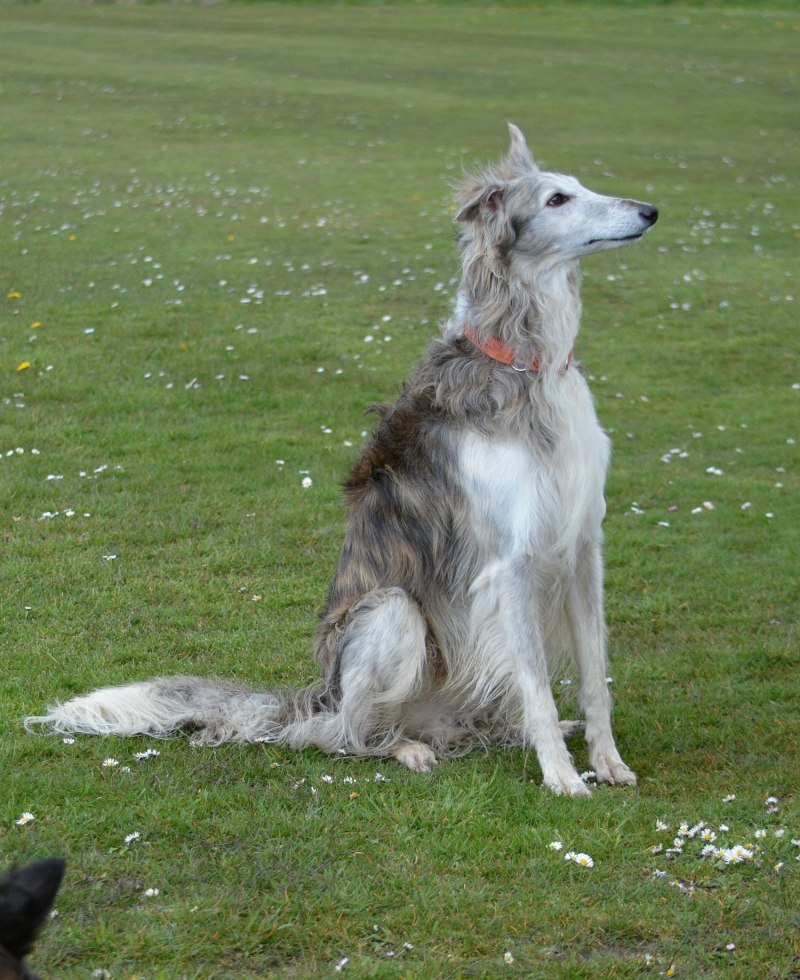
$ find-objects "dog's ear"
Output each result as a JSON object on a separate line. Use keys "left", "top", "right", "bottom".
{"left": 0, "top": 858, "right": 66, "bottom": 958}
{"left": 454, "top": 182, "right": 505, "bottom": 224}
{"left": 506, "top": 123, "right": 538, "bottom": 174}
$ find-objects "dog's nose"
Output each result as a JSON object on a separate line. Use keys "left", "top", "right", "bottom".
{"left": 639, "top": 204, "right": 659, "bottom": 226}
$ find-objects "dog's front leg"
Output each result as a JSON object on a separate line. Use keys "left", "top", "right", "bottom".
{"left": 516, "top": 655, "right": 592, "bottom": 797}
{"left": 474, "top": 561, "right": 589, "bottom": 796}
{"left": 566, "top": 541, "right": 636, "bottom": 786}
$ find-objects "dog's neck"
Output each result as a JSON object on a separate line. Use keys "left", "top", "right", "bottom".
{"left": 463, "top": 324, "right": 573, "bottom": 374}
{"left": 449, "top": 262, "right": 582, "bottom": 373}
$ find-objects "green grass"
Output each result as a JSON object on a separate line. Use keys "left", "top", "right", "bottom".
{"left": 1, "top": 3, "right": 798, "bottom": 977}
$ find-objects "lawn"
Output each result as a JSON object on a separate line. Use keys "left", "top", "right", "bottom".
{"left": 1, "top": 2, "right": 798, "bottom": 977}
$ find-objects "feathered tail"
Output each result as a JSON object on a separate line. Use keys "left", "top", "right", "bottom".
{"left": 24, "top": 677, "right": 341, "bottom": 750}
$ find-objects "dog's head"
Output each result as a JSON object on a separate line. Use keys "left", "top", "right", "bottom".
{"left": 0, "top": 858, "right": 65, "bottom": 980}
{"left": 455, "top": 124, "right": 658, "bottom": 272}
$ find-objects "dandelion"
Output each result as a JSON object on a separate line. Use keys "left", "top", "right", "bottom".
{"left": 102, "top": 758, "right": 119, "bottom": 768}
{"left": 16, "top": 811, "right": 35, "bottom": 826}
{"left": 7, "top": 290, "right": 21, "bottom": 299}
{"left": 16, "top": 361, "right": 31, "bottom": 372}
{"left": 564, "top": 851, "right": 594, "bottom": 868}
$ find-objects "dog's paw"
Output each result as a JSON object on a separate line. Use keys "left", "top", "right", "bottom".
{"left": 543, "top": 771, "right": 592, "bottom": 797}
{"left": 593, "top": 755, "right": 637, "bottom": 787}
{"left": 393, "top": 741, "right": 438, "bottom": 773}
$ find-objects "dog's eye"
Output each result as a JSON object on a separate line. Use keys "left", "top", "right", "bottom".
{"left": 546, "top": 193, "right": 571, "bottom": 208}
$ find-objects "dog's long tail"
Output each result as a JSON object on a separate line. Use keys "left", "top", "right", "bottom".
{"left": 24, "top": 677, "right": 343, "bottom": 750}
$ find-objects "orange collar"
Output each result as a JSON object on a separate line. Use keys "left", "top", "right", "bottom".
{"left": 464, "top": 325, "right": 572, "bottom": 373}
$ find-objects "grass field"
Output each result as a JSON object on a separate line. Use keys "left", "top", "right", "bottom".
{"left": 1, "top": 2, "right": 798, "bottom": 977}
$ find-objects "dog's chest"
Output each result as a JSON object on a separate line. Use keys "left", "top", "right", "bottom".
{"left": 457, "top": 394, "right": 609, "bottom": 559}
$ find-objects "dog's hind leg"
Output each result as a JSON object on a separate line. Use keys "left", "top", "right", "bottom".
{"left": 566, "top": 542, "right": 636, "bottom": 786}
{"left": 295, "top": 588, "right": 435, "bottom": 770}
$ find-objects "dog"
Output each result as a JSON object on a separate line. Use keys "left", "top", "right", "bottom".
{"left": 27, "top": 125, "right": 657, "bottom": 796}
{"left": 0, "top": 858, "right": 65, "bottom": 980}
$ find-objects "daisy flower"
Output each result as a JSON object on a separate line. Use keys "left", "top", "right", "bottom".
{"left": 16, "top": 811, "right": 35, "bottom": 826}
{"left": 564, "top": 851, "right": 594, "bottom": 868}
{"left": 102, "top": 758, "right": 119, "bottom": 768}
{"left": 548, "top": 840, "right": 564, "bottom": 851}
{"left": 719, "top": 845, "right": 753, "bottom": 864}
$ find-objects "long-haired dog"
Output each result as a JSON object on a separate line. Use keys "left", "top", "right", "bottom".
{"left": 0, "top": 858, "right": 65, "bottom": 980}
{"left": 27, "top": 125, "right": 657, "bottom": 796}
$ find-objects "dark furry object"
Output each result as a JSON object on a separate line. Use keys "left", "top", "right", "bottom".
{"left": 0, "top": 858, "right": 65, "bottom": 980}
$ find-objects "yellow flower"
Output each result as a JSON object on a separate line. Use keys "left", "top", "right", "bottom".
{"left": 31, "top": 321, "right": 42, "bottom": 329}
{"left": 16, "top": 361, "right": 31, "bottom": 372}
{"left": 7, "top": 290, "right": 21, "bottom": 299}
